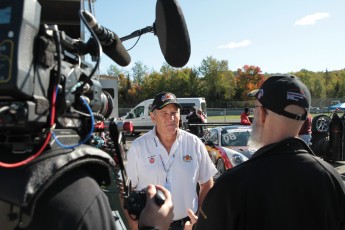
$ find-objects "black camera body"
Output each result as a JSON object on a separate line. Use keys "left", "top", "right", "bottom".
{"left": 0, "top": 0, "right": 115, "bottom": 155}
{"left": 123, "top": 189, "right": 147, "bottom": 218}
{"left": 1, "top": 0, "right": 188, "bottom": 223}
{"left": 123, "top": 188, "right": 166, "bottom": 219}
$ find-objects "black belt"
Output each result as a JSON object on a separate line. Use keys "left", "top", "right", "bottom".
{"left": 169, "top": 216, "right": 190, "bottom": 228}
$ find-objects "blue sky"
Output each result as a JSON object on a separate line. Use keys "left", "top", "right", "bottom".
{"left": 90, "top": 0, "right": 345, "bottom": 75}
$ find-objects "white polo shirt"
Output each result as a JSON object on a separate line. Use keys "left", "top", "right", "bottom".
{"left": 126, "top": 128, "right": 217, "bottom": 220}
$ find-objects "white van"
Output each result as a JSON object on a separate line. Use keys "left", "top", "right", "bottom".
{"left": 121, "top": 97, "right": 207, "bottom": 134}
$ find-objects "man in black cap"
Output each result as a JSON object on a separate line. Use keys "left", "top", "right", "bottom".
{"left": 125, "top": 92, "right": 217, "bottom": 230}
{"left": 186, "top": 106, "right": 204, "bottom": 137}
{"left": 185, "top": 74, "right": 345, "bottom": 230}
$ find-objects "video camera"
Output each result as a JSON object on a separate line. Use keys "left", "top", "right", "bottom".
{"left": 0, "top": 0, "right": 122, "bottom": 157}
{"left": 0, "top": 0, "right": 191, "bottom": 220}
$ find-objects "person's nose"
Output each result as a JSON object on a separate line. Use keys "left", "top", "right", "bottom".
{"left": 167, "top": 113, "right": 177, "bottom": 121}
{"left": 169, "top": 113, "right": 176, "bottom": 121}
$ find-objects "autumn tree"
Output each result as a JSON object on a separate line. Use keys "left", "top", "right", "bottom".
{"left": 105, "top": 59, "right": 345, "bottom": 109}
{"left": 235, "top": 65, "right": 266, "bottom": 100}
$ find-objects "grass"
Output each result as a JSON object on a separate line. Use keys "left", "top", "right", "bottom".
{"left": 208, "top": 115, "right": 240, "bottom": 123}
{"left": 207, "top": 113, "right": 324, "bottom": 123}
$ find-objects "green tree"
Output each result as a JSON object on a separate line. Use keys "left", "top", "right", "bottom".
{"left": 105, "top": 59, "right": 345, "bottom": 109}
{"left": 132, "top": 61, "right": 148, "bottom": 85}
{"left": 198, "top": 56, "right": 235, "bottom": 106}
{"left": 117, "top": 73, "right": 133, "bottom": 107}
{"left": 107, "top": 64, "right": 121, "bottom": 77}
{"left": 336, "top": 69, "right": 345, "bottom": 98}
{"left": 287, "top": 70, "right": 326, "bottom": 100}
{"left": 187, "top": 68, "right": 203, "bottom": 97}
{"left": 141, "top": 71, "right": 166, "bottom": 99}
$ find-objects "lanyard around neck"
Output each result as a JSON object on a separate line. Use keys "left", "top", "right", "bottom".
{"left": 159, "top": 153, "right": 176, "bottom": 181}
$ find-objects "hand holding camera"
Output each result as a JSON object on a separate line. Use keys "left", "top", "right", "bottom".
{"left": 138, "top": 185, "right": 174, "bottom": 230}
{"left": 123, "top": 184, "right": 168, "bottom": 219}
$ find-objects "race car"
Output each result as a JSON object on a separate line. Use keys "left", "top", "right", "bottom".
{"left": 202, "top": 125, "right": 254, "bottom": 175}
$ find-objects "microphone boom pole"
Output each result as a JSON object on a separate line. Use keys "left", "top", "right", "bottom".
{"left": 120, "top": 26, "right": 155, "bottom": 42}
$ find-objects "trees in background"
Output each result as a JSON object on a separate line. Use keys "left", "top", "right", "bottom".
{"left": 106, "top": 58, "right": 345, "bottom": 108}
{"left": 198, "top": 57, "right": 235, "bottom": 107}
{"left": 234, "top": 65, "right": 266, "bottom": 100}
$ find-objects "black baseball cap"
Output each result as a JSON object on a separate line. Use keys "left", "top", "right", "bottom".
{"left": 248, "top": 74, "right": 311, "bottom": 120}
{"left": 151, "top": 92, "right": 181, "bottom": 112}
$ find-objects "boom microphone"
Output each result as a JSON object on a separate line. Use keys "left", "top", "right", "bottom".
{"left": 155, "top": 0, "right": 191, "bottom": 68}
{"left": 82, "top": 10, "right": 131, "bottom": 67}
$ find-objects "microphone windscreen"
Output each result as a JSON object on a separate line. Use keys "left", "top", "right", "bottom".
{"left": 155, "top": 0, "right": 191, "bottom": 68}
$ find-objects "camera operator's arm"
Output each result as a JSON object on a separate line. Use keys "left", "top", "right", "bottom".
{"left": 197, "top": 179, "right": 213, "bottom": 211}
{"left": 184, "top": 209, "right": 198, "bottom": 230}
{"left": 185, "top": 181, "right": 208, "bottom": 230}
{"left": 139, "top": 184, "right": 174, "bottom": 230}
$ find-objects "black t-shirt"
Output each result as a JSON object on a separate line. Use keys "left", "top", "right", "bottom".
{"left": 187, "top": 112, "right": 201, "bottom": 123}
{"left": 25, "top": 169, "right": 117, "bottom": 230}
{"left": 195, "top": 138, "right": 345, "bottom": 230}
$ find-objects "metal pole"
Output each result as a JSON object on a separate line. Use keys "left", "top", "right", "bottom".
{"left": 224, "top": 108, "right": 227, "bottom": 122}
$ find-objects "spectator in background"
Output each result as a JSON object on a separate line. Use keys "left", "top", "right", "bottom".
{"left": 200, "top": 109, "right": 207, "bottom": 120}
{"left": 240, "top": 107, "right": 252, "bottom": 125}
{"left": 187, "top": 107, "right": 204, "bottom": 137}
{"left": 298, "top": 113, "right": 312, "bottom": 145}
{"left": 187, "top": 106, "right": 197, "bottom": 118}
{"left": 197, "top": 109, "right": 205, "bottom": 123}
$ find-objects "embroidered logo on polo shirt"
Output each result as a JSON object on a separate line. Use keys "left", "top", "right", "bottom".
{"left": 183, "top": 154, "right": 192, "bottom": 162}
{"left": 148, "top": 155, "right": 156, "bottom": 164}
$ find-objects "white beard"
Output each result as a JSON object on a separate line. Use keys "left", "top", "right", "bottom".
{"left": 248, "top": 119, "right": 264, "bottom": 151}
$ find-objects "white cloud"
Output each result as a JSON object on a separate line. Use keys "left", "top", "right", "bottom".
{"left": 295, "top": 12, "right": 330, "bottom": 26}
{"left": 218, "top": 39, "right": 251, "bottom": 49}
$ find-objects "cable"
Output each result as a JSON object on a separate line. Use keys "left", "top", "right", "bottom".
{"left": 51, "top": 97, "right": 95, "bottom": 149}
{"left": 0, "top": 27, "right": 63, "bottom": 168}
{"left": 0, "top": 85, "right": 57, "bottom": 168}
{"left": 0, "top": 11, "right": 98, "bottom": 167}
{"left": 126, "top": 35, "right": 141, "bottom": 52}
{"left": 74, "top": 10, "right": 102, "bottom": 95}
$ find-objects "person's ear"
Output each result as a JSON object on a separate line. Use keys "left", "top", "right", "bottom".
{"left": 259, "top": 107, "right": 267, "bottom": 124}
{"left": 150, "top": 112, "right": 156, "bottom": 124}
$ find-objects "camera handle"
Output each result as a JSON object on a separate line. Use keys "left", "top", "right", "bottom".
{"left": 154, "top": 189, "right": 166, "bottom": 206}
{"left": 108, "top": 119, "right": 127, "bottom": 188}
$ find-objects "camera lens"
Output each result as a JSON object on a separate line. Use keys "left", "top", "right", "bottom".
{"left": 99, "top": 90, "right": 114, "bottom": 119}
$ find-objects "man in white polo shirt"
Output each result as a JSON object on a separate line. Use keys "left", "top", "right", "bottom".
{"left": 125, "top": 92, "right": 217, "bottom": 230}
